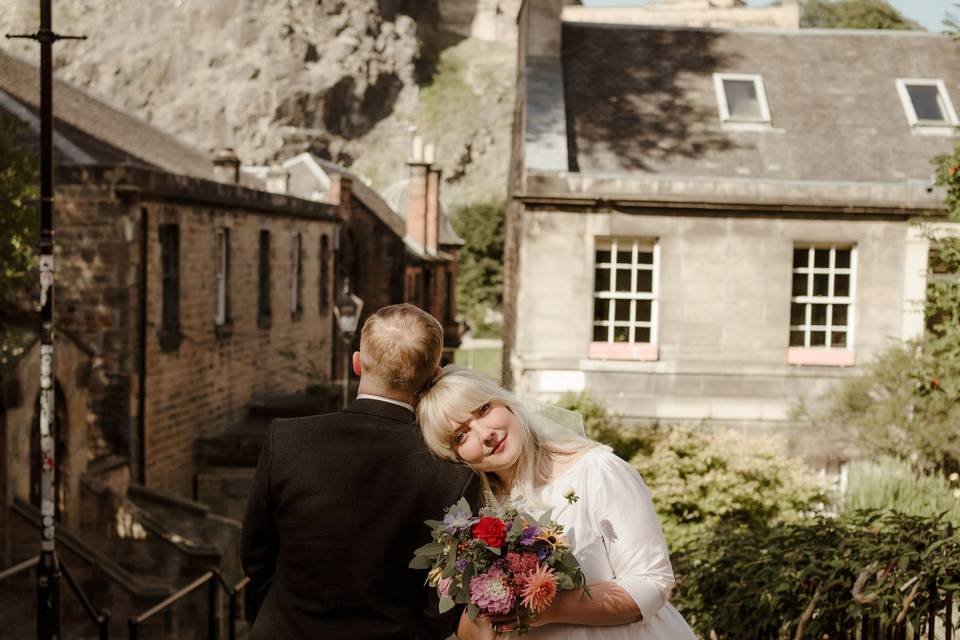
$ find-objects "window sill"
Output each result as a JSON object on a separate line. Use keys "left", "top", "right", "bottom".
{"left": 787, "top": 347, "right": 855, "bottom": 367}
{"left": 588, "top": 342, "right": 659, "bottom": 361}
{"left": 720, "top": 121, "right": 785, "bottom": 134}
{"left": 909, "top": 124, "right": 957, "bottom": 137}
{"left": 214, "top": 322, "right": 234, "bottom": 341}
{"left": 158, "top": 328, "right": 183, "bottom": 353}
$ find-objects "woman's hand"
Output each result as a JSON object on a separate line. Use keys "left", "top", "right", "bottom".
{"left": 457, "top": 610, "right": 498, "bottom": 640}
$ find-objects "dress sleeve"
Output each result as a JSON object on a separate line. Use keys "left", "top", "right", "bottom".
{"left": 587, "top": 450, "right": 675, "bottom": 621}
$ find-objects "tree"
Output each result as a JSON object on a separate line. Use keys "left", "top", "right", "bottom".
{"left": 801, "top": 0, "right": 920, "bottom": 30}
{"left": 0, "top": 115, "right": 37, "bottom": 327}
{"left": 450, "top": 200, "right": 504, "bottom": 337}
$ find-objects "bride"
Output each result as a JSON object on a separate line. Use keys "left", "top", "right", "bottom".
{"left": 416, "top": 366, "right": 698, "bottom": 640}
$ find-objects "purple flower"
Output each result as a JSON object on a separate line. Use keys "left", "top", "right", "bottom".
{"left": 537, "top": 546, "right": 550, "bottom": 561}
{"left": 519, "top": 525, "right": 541, "bottom": 546}
{"left": 443, "top": 507, "right": 476, "bottom": 534}
{"left": 456, "top": 557, "right": 469, "bottom": 572}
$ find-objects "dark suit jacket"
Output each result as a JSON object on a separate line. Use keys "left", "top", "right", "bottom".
{"left": 241, "top": 398, "right": 480, "bottom": 640}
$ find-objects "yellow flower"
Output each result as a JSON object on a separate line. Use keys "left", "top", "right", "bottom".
{"left": 535, "top": 525, "right": 570, "bottom": 550}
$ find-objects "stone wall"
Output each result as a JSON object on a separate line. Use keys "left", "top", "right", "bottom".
{"left": 513, "top": 209, "right": 919, "bottom": 427}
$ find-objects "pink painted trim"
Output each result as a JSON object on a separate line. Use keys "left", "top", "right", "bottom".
{"left": 589, "top": 342, "right": 659, "bottom": 361}
{"left": 787, "top": 347, "right": 856, "bottom": 367}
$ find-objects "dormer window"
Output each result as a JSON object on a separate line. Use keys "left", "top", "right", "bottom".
{"left": 895, "top": 79, "right": 958, "bottom": 133}
{"left": 714, "top": 73, "right": 771, "bottom": 123}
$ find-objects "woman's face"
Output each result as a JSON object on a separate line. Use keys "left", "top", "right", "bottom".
{"left": 450, "top": 402, "right": 523, "bottom": 478}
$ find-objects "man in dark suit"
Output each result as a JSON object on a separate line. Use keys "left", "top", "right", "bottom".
{"left": 242, "top": 304, "right": 480, "bottom": 639}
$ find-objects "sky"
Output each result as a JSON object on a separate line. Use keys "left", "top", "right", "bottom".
{"left": 578, "top": 0, "right": 956, "bottom": 32}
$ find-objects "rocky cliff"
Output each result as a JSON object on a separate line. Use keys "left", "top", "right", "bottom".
{"left": 0, "top": 0, "right": 517, "bottom": 207}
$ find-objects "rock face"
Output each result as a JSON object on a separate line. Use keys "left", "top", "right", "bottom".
{"left": 0, "top": 0, "right": 516, "bottom": 206}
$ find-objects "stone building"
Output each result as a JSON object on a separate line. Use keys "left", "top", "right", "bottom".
{"left": 0, "top": 46, "right": 339, "bottom": 553}
{"left": 504, "top": 0, "right": 960, "bottom": 429}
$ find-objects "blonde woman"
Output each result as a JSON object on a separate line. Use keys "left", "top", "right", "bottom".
{"left": 416, "top": 366, "right": 697, "bottom": 640}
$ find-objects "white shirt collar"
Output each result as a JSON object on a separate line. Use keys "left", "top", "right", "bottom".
{"left": 356, "top": 393, "right": 415, "bottom": 413}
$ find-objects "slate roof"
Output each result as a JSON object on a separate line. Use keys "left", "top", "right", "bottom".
{"left": 560, "top": 25, "right": 960, "bottom": 183}
{"left": 0, "top": 49, "right": 213, "bottom": 179}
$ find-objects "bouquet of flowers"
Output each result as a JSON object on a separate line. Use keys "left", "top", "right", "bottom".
{"left": 410, "top": 490, "right": 588, "bottom": 635}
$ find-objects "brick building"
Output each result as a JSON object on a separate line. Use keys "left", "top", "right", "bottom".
{"left": 504, "top": 0, "right": 960, "bottom": 430}
{"left": 0, "top": 47, "right": 340, "bottom": 538}
{"left": 244, "top": 143, "right": 464, "bottom": 365}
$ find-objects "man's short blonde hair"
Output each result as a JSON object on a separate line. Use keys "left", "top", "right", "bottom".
{"left": 359, "top": 304, "right": 444, "bottom": 394}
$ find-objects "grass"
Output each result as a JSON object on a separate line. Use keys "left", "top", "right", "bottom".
{"left": 453, "top": 346, "right": 502, "bottom": 384}
{"left": 842, "top": 456, "right": 960, "bottom": 524}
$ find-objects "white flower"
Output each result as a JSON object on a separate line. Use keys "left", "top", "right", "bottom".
{"left": 562, "top": 487, "right": 579, "bottom": 504}
{"left": 949, "top": 472, "right": 959, "bottom": 483}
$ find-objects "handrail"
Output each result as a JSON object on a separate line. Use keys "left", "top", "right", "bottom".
{"left": 130, "top": 570, "right": 213, "bottom": 626}
{"left": 60, "top": 559, "right": 111, "bottom": 640}
{"left": 0, "top": 555, "right": 39, "bottom": 582}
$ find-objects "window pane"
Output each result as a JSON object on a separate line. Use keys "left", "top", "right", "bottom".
{"left": 811, "top": 304, "right": 828, "bottom": 325}
{"left": 789, "top": 330, "right": 806, "bottom": 346}
{"left": 830, "top": 331, "right": 847, "bottom": 348}
{"left": 907, "top": 84, "right": 946, "bottom": 122}
{"left": 793, "top": 249, "right": 808, "bottom": 269}
{"left": 790, "top": 303, "right": 807, "bottom": 325}
{"left": 834, "top": 274, "right": 850, "bottom": 297}
{"left": 593, "top": 299, "right": 609, "bottom": 322}
{"left": 614, "top": 269, "right": 633, "bottom": 292}
{"left": 613, "top": 326, "right": 630, "bottom": 343}
{"left": 723, "top": 79, "right": 762, "bottom": 119}
{"left": 835, "top": 249, "right": 851, "bottom": 269}
{"left": 614, "top": 246, "right": 632, "bottom": 265}
{"left": 594, "top": 268, "right": 611, "bottom": 292}
{"left": 792, "top": 273, "right": 809, "bottom": 297}
{"left": 809, "top": 331, "right": 827, "bottom": 346}
{"left": 813, "top": 274, "right": 829, "bottom": 296}
{"left": 614, "top": 299, "right": 631, "bottom": 321}
{"left": 832, "top": 304, "right": 848, "bottom": 327}
{"left": 814, "top": 249, "right": 830, "bottom": 268}
{"left": 635, "top": 327, "right": 651, "bottom": 343}
{"left": 636, "top": 299, "right": 652, "bottom": 322}
{"left": 593, "top": 325, "right": 608, "bottom": 342}
{"left": 636, "top": 270, "right": 653, "bottom": 293}
{"left": 637, "top": 251, "right": 654, "bottom": 265}
{"left": 596, "top": 249, "right": 611, "bottom": 264}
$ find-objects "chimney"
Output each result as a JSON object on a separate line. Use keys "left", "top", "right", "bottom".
{"left": 265, "top": 162, "right": 289, "bottom": 194}
{"left": 213, "top": 147, "right": 241, "bottom": 184}
{"left": 405, "top": 136, "right": 431, "bottom": 252}
{"left": 425, "top": 149, "right": 440, "bottom": 255}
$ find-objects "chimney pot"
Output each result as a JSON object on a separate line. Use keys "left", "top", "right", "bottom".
{"left": 424, "top": 142, "right": 435, "bottom": 165}
{"left": 213, "top": 147, "right": 241, "bottom": 184}
{"left": 266, "top": 162, "right": 289, "bottom": 195}
{"left": 411, "top": 136, "right": 424, "bottom": 163}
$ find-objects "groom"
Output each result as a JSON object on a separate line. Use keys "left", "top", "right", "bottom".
{"left": 241, "top": 304, "right": 480, "bottom": 639}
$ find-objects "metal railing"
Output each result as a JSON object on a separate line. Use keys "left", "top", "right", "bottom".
{"left": 127, "top": 568, "right": 250, "bottom": 640}
{"left": 0, "top": 555, "right": 111, "bottom": 639}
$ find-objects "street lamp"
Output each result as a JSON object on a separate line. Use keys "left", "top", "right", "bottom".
{"left": 332, "top": 281, "right": 363, "bottom": 407}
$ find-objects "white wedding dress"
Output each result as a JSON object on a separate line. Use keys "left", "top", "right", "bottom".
{"left": 524, "top": 447, "right": 699, "bottom": 640}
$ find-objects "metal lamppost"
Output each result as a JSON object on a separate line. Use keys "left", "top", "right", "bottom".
{"left": 332, "top": 281, "right": 363, "bottom": 408}
{"left": 7, "top": 3, "right": 84, "bottom": 638}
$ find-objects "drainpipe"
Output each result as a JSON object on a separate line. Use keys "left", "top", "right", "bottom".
{"left": 137, "top": 206, "right": 148, "bottom": 485}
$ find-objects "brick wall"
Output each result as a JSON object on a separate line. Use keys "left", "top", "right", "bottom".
{"left": 52, "top": 166, "right": 339, "bottom": 498}
{"left": 143, "top": 201, "right": 338, "bottom": 495}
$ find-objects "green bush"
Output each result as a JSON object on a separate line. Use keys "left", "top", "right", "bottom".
{"left": 555, "top": 391, "right": 657, "bottom": 462}
{"left": 842, "top": 457, "right": 960, "bottom": 523}
{"left": 631, "top": 428, "right": 826, "bottom": 549}
{"left": 673, "top": 512, "right": 960, "bottom": 640}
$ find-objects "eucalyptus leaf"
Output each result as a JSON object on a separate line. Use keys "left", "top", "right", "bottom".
{"left": 467, "top": 603, "right": 480, "bottom": 620}
{"left": 439, "top": 596, "right": 455, "bottom": 614}
{"left": 414, "top": 541, "right": 444, "bottom": 556}
{"left": 409, "top": 555, "right": 434, "bottom": 570}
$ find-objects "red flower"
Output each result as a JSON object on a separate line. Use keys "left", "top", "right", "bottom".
{"left": 472, "top": 517, "right": 508, "bottom": 548}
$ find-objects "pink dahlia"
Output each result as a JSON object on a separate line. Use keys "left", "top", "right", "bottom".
{"left": 469, "top": 567, "right": 515, "bottom": 615}
{"left": 519, "top": 564, "right": 558, "bottom": 613}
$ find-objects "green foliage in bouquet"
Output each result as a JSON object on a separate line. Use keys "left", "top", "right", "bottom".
{"left": 631, "top": 428, "right": 826, "bottom": 549}
{"left": 672, "top": 511, "right": 959, "bottom": 640}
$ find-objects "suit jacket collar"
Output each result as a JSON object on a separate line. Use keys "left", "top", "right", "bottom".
{"left": 344, "top": 397, "right": 416, "bottom": 425}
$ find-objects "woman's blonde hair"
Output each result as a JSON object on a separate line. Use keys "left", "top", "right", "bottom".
{"left": 416, "top": 366, "right": 605, "bottom": 505}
